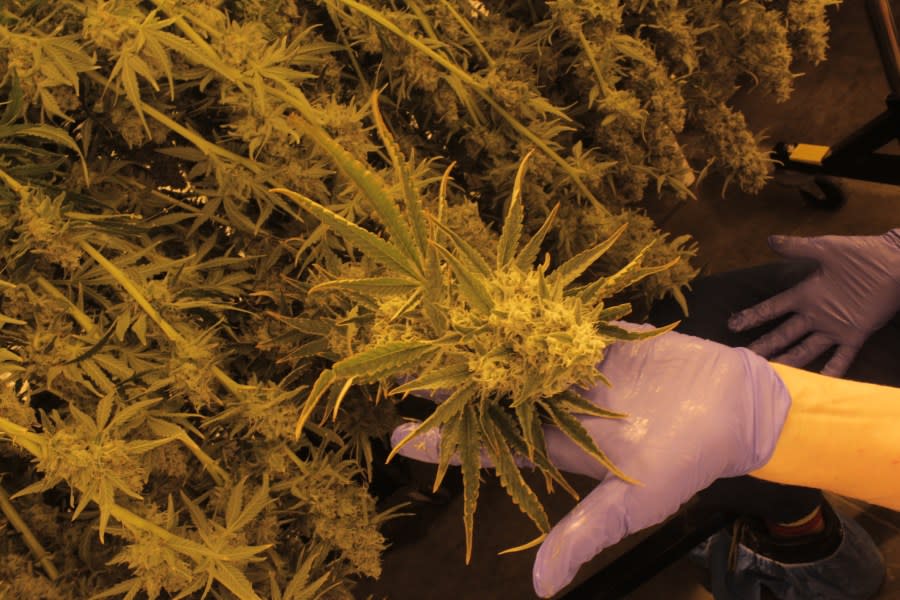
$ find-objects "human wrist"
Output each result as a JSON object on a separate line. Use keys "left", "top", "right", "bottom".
{"left": 751, "top": 363, "right": 900, "bottom": 510}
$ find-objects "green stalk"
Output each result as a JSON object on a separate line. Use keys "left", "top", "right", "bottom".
{"left": 406, "top": 0, "right": 439, "bottom": 40}
{"left": 0, "top": 483, "right": 59, "bottom": 580}
{"left": 0, "top": 417, "right": 44, "bottom": 457}
{"left": 331, "top": 0, "right": 603, "bottom": 208}
{"left": 80, "top": 241, "right": 186, "bottom": 345}
{"left": 35, "top": 277, "right": 96, "bottom": 334}
{"left": 577, "top": 29, "right": 612, "bottom": 98}
{"left": 437, "top": 0, "right": 495, "bottom": 67}
{"left": 327, "top": 7, "right": 371, "bottom": 92}
{"left": 0, "top": 166, "right": 26, "bottom": 196}
{"left": 82, "top": 71, "right": 259, "bottom": 173}
{"left": 145, "top": 0, "right": 245, "bottom": 86}
{"left": 79, "top": 248, "right": 245, "bottom": 393}
{"left": 78, "top": 241, "right": 245, "bottom": 395}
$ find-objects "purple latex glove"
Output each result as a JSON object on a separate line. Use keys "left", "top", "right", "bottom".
{"left": 729, "top": 229, "right": 900, "bottom": 376}
{"left": 391, "top": 325, "right": 791, "bottom": 598}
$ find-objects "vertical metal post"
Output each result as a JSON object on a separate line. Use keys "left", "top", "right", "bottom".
{"left": 867, "top": 0, "right": 900, "bottom": 95}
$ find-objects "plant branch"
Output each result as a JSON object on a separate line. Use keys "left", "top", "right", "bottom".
{"left": 78, "top": 240, "right": 247, "bottom": 396}
{"left": 0, "top": 482, "right": 59, "bottom": 580}
{"left": 330, "top": 0, "right": 604, "bottom": 209}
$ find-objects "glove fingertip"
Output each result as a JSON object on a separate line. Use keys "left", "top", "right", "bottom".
{"left": 532, "top": 482, "right": 632, "bottom": 598}
{"left": 390, "top": 421, "right": 421, "bottom": 447}
{"left": 728, "top": 312, "right": 750, "bottom": 332}
{"left": 768, "top": 234, "right": 787, "bottom": 247}
{"left": 821, "top": 346, "right": 857, "bottom": 378}
{"left": 746, "top": 340, "right": 773, "bottom": 357}
{"left": 767, "top": 234, "right": 805, "bottom": 257}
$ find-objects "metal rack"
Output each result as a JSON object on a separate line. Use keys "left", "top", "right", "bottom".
{"left": 772, "top": 0, "right": 900, "bottom": 209}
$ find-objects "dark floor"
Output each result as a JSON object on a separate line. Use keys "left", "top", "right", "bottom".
{"left": 354, "top": 2, "right": 900, "bottom": 598}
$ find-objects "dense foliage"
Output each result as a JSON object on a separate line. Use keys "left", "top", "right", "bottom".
{"left": 0, "top": 0, "right": 835, "bottom": 597}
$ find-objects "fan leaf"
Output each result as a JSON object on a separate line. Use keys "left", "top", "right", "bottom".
{"left": 578, "top": 239, "right": 658, "bottom": 302}
{"left": 293, "top": 369, "right": 336, "bottom": 440}
{"left": 428, "top": 216, "right": 492, "bottom": 278}
{"left": 482, "top": 409, "right": 550, "bottom": 534}
{"left": 370, "top": 89, "right": 428, "bottom": 257}
{"left": 332, "top": 341, "right": 437, "bottom": 381}
{"left": 271, "top": 187, "right": 421, "bottom": 280}
{"left": 460, "top": 403, "right": 481, "bottom": 564}
{"left": 309, "top": 276, "right": 421, "bottom": 296}
{"left": 515, "top": 202, "right": 560, "bottom": 270}
{"left": 289, "top": 116, "right": 423, "bottom": 272}
{"left": 595, "top": 320, "right": 679, "bottom": 341}
{"left": 389, "top": 361, "right": 472, "bottom": 395}
{"left": 431, "top": 243, "right": 494, "bottom": 315}
{"left": 541, "top": 399, "right": 637, "bottom": 484}
{"left": 433, "top": 411, "right": 463, "bottom": 494}
{"left": 387, "top": 382, "right": 476, "bottom": 463}
{"left": 554, "top": 389, "right": 627, "bottom": 419}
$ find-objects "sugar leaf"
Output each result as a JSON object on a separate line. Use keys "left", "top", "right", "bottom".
{"left": 497, "top": 150, "right": 534, "bottom": 268}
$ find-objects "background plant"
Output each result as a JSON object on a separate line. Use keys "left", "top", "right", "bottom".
{"left": 0, "top": 0, "right": 836, "bottom": 595}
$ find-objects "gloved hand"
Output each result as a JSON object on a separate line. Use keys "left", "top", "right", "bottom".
{"left": 728, "top": 229, "right": 900, "bottom": 377}
{"left": 390, "top": 325, "right": 792, "bottom": 598}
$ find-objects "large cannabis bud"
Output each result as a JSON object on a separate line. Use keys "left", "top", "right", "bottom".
{"left": 275, "top": 93, "right": 679, "bottom": 561}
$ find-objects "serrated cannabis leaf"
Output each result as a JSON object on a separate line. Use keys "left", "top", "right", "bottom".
{"left": 433, "top": 411, "right": 463, "bottom": 494}
{"left": 389, "top": 361, "right": 472, "bottom": 395}
{"left": 551, "top": 222, "right": 628, "bottom": 288}
{"left": 272, "top": 187, "right": 421, "bottom": 279}
{"left": 387, "top": 382, "right": 476, "bottom": 464}
{"left": 482, "top": 410, "right": 550, "bottom": 533}
{"left": 309, "top": 276, "right": 421, "bottom": 296}
{"left": 430, "top": 242, "right": 494, "bottom": 314}
{"left": 542, "top": 399, "right": 638, "bottom": 485}
{"left": 460, "top": 403, "right": 481, "bottom": 565}
{"left": 332, "top": 340, "right": 437, "bottom": 381}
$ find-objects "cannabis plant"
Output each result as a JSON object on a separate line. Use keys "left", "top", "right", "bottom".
{"left": 274, "top": 93, "right": 681, "bottom": 560}
{"left": 0, "top": 0, "right": 836, "bottom": 594}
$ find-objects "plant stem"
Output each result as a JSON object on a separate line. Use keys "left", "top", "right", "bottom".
{"left": 0, "top": 417, "right": 44, "bottom": 456}
{"left": 0, "top": 483, "right": 59, "bottom": 580}
{"left": 35, "top": 277, "right": 96, "bottom": 334}
{"left": 577, "top": 29, "right": 612, "bottom": 98}
{"left": 80, "top": 241, "right": 186, "bottom": 345}
{"left": 0, "top": 423, "right": 253, "bottom": 566}
{"left": 331, "top": 0, "right": 604, "bottom": 209}
{"left": 437, "top": 0, "right": 495, "bottom": 67}
{"left": 82, "top": 70, "right": 259, "bottom": 173}
{"left": 78, "top": 241, "right": 246, "bottom": 395}
{"left": 147, "top": 0, "right": 245, "bottom": 85}
{"left": 0, "top": 166, "right": 25, "bottom": 196}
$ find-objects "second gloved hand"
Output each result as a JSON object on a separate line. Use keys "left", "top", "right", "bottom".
{"left": 390, "top": 325, "right": 792, "bottom": 598}
{"left": 729, "top": 229, "right": 900, "bottom": 376}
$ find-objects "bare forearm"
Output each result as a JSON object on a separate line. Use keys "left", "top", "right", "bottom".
{"left": 751, "top": 362, "right": 900, "bottom": 510}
